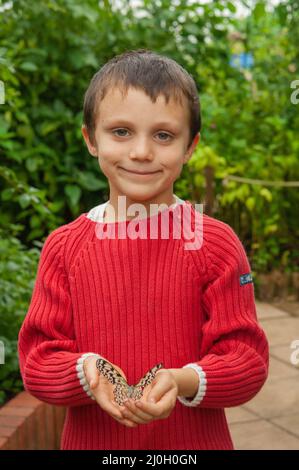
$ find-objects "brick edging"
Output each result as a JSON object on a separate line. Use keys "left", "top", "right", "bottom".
{"left": 0, "top": 391, "right": 66, "bottom": 450}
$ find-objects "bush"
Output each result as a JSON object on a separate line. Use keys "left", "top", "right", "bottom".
{"left": 0, "top": 226, "right": 41, "bottom": 405}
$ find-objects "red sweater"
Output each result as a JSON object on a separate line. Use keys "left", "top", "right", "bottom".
{"left": 18, "top": 199, "right": 269, "bottom": 450}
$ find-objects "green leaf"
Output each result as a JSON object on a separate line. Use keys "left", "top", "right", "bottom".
{"left": 18, "top": 194, "right": 31, "bottom": 209}
{"left": 16, "top": 125, "right": 33, "bottom": 139}
{"left": 6, "top": 261, "right": 19, "bottom": 271}
{"left": 71, "top": 4, "right": 98, "bottom": 22}
{"left": 0, "top": 117, "right": 10, "bottom": 134}
{"left": 227, "top": 2, "right": 237, "bottom": 13}
{"left": 260, "top": 188, "right": 272, "bottom": 202}
{"left": 30, "top": 215, "right": 40, "bottom": 229}
{"left": 65, "top": 185, "right": 81, "bottom": 207}
{"left": 1, "top": 188, "right": 14, "bottom": 201}
{"left": 39, "top": 121, "right": 61, "bottom": 136}
{"left": 253, "top": 2, "right": 266, "bottom": 20}
{"left": 264, "top": 224, "right": 278, "bottom": 235}
{"left": 48, "top": 200, "right": 64, "bottom": 213}
{"left": 27, "top": 228, "right": 44, "bottom": 241}
{"left": 19, "top": 62, "right": 38, "bottom": 72}
{"left": 77, "top": 171, "right": 107, "bottom": 191}
{"left": 25, "top": 157, "right": 38, "bottom": 172}
{"left": 185, "top": 24, "right": 200, "bottom": 36}
{"left": 246, "top": 197, "right": 255, "bottom": 211}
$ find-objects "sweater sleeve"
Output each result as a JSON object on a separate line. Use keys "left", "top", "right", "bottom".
{"left": 181, "top": 220, "right": 269, "bottom": 409}
{"left": 17, "top": 227, "right": 98, "bottom": 407}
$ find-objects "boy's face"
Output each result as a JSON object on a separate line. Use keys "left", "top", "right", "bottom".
{"left": 82, "top": 86, "right": 200, "bottom": 208}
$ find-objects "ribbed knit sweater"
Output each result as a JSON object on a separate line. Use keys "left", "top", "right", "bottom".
{"left": 18, "top": 197, "right": 269, "bottom": 450}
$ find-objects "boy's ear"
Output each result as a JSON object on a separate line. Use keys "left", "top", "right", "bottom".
{"left": 81, "top": 124, "right": 98, "bottom": 157}
{"left": 184, "top": 132, "right": 200, "bottom": 163}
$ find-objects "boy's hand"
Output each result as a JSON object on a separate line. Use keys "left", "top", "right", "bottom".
{"left": 83, "top": 356, "right": 138, "bottom": 428}
{"left": 119, "top": 369, "right": 179, "bottom": 425}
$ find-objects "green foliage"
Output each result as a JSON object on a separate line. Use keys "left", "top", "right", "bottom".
{"left": 0, "top": 229, "right": 41, "bottom": 404}
{"left": 184, "top": 0, "right": 299, "bottom": 273}
{"left": 0, "top": 0, "right": 110, "bottom": 244}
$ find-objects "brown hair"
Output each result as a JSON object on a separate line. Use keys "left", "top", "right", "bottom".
{"left": 83, "top": 48, "right": 201, "bottom": 149}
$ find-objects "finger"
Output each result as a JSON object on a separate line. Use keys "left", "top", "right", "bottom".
{"left": 114, "top": 415, "right": 138, "bottom": 428}
{"left": 121, "top": 400, "right": 153, "bottom": 423}
{"left": 112, "top": 403, "right": 138, "bottom": 427}
{"left": 135, "top": 388, "right": 176, "bottom": 417}
{"left": 99, "top": 397, "right": 125, "bottom": 421}
{"left": 146, "top": 377, "right": 172, "bottom": 404}
{"left": 89, "top": 373, "right": 99, "bottom": 390}
{"left": 121, "top": 408, "right": 152, "bottom": 425}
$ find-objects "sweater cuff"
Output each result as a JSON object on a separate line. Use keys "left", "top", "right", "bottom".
{"left": 177, "top": 363, "right": 207, "bottom": 407}
{"left": 76, "top": 353, "right": 103, "bottom": 401}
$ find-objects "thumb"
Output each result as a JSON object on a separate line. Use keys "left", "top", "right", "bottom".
{"left": 147, "top": 392, "right": 157, "bottom": 403}
{"left": 89, "top": 372, "right": 99, "bottom": 389}
{"left": 146, "top": 371, "right": 166, "bottom": 403}
{"left": 147, "top": 396, "right": 156, "bottom": 403}
{"left": 146, "top": 386, "right": 157, "bottom": 403}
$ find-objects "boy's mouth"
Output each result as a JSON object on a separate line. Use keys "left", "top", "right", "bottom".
{"left": 119, "top": 167, "right": 161, "bottom": 175}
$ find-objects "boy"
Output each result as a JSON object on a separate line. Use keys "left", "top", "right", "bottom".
{"left": 18, "top": 49, "right": 269, "bottom": 450}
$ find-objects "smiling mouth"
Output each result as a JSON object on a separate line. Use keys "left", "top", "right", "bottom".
{"left": 119, "top": 167, "right": 161, "bottom": 175}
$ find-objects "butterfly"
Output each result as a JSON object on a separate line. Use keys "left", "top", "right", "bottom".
{"left": 96, "top": 358, "right": 164, "bottom": 406}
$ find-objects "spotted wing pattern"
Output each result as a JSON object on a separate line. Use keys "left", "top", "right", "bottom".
{"left": 129, "top": 363, "right": 164, "bottom": 401}
{"left": 96, "top": 358, "right": 129, "bottom": 405}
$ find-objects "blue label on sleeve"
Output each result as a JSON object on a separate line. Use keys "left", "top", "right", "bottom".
{"left": 240, "top": 273, "right": 253, "bottom": 286}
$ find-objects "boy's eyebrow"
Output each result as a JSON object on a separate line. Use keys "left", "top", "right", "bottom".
{"left": 102, "top": 118, "right": 180, "bottom": 130}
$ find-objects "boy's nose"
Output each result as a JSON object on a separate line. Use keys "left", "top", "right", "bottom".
{"left": 129, "top": 141, "right": 154, "bottom": 160}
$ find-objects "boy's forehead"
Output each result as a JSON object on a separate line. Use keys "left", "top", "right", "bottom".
{"left": 97, "top": 85, "right": 189, "bottom": 124}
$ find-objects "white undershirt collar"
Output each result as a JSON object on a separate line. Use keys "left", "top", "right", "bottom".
{"left": 86, "top": 194, "right": 185, "bottom": 223}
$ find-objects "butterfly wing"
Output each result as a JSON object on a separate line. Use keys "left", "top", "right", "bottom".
{"left": 130, "top": 362, "right": 164, "bottom": 401}
{"left": 114, "top": 383, "right": 130, "bottom": 406}
{"left": 96, "top": 358, "right": 129, "bottom": 405}
{"left": 96, "top": 358, "right": 127, "bottom": 386}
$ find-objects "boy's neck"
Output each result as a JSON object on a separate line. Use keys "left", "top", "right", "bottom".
{"left": 103, "top": 194, "right": 178, "bottom": 223}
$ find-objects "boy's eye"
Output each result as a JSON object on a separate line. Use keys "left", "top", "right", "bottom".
{"left": 157, "top": 132, "right": 172, "bottom": 141}
{"left": 112, "top": 129, "right": 172, "bottom": 141}
{"left": 112, "top": 129, "right": 129, "bottom": 137}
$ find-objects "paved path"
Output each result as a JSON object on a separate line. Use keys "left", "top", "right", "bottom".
{"left": 226, "top": 301, "right": 299, "bottom": 449}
